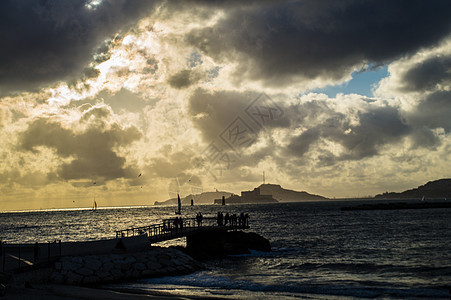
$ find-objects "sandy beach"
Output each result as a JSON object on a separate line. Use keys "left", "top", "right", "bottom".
{"left": 3, "top": 283, "right": 192, "bottom": 299}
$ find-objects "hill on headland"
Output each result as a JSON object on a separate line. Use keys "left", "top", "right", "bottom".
{"left": 215, "top": 187, "right": 278, "bottom": 204}
{"left": 258, "top": 184, "right": 328, "bottom": 202}
{"left": 374, "top": 178, "right": 451, "bottom": 199}
{"left": 154, "top": 184, "right": 328, "bottom": 205}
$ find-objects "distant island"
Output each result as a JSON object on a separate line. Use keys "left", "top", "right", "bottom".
{"left": 155, "top": 184, "right": 328, "bottom": 206}
{"left": 342, "top": 178, "right": 451, "bottom": 211}
{"left": 214, "top": 187, "right": 278, "bottom": 204}
{"left": 258, "top": 184, "right": 327, "bottom": 202}
{"left": 374, "top": 178, "right": 450, "bottom": 199}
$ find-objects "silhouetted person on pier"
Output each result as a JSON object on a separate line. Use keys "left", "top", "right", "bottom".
{"left": 244, "top": 213, "right": 249, "bottom": 226}
{"left": 217, "top": 212, "right": 223, "bottom": 226}
{"left": 196, "top": 212, "right": 203, "bottom": 226}
{"left": 174, "top": 217, "right": 179, "bottom": 231}
{"left": 231, "top": 214, "right": 237, "bottom": 226}
{"left": 163, "top": 220, "right": 167, "bottom": 231}
{"left": 225, "top": 213, "right": 230, "bottom": 225}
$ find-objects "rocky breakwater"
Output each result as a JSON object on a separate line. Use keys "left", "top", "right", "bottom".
{"left": 49, "top": 247, "right": 202, "bottom": 285}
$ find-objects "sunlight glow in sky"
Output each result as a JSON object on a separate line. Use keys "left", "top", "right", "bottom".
{"left": 0, "top": 1, "right": 450, "bottom": 211}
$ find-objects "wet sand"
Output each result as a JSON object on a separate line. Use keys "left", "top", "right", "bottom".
{"left": 4, "top": 283, "right": 192, "bottom": 299}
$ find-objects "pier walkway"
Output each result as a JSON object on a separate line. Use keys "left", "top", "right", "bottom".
{"left": 115, "top": 217, "right": 250, "bottom": 243}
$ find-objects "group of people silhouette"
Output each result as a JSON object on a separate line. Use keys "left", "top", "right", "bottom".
{"left": 195, "top": 212, "right": 203, "bottom": 226}
{"left": 217, "top": 212, "right": 249, "bottom": 227}
{"left": 173, "top": 216, "right": 184, "bottom": 230}
{"left": 163, "top": 212, "right": 250, "bottom": 232}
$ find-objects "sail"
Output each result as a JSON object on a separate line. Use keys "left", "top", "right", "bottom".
{"left": 176, "top": 194, "right": 181, "bottom": 214}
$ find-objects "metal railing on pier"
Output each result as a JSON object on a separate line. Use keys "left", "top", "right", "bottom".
{"left": 0, "top": 240, "right": 62, "bottom": 273}
{"left": 115, "top": 216, "right": 250, "bottom": 243}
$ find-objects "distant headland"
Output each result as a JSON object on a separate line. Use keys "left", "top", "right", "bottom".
{"left": 155, "top": 184, "right": 327, "bottom": 206}
{"left": 374, "top": 178, "right": 451, "bottom": 199}
{"left": 258, "top": 184, "right": 327, "bottom": 202}
{"left": 342, "top": 178, "right": 451, "bottom": 211}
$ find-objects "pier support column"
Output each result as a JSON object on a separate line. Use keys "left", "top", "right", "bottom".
{"left": 186, "top": 230, "right": 270, "bottom": 257}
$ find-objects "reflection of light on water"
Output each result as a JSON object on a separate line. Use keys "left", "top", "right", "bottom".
{"left": 153, "top": 237, "right": 186, "bottom": 248}
{"left": 0, "top": 205, "right": 214, "bottom": 244}
{"left": 0, "top": 206, "right": 174, "bottom": 243}
{"left": 3, "top": 203, "right": 451, "bottom": 299}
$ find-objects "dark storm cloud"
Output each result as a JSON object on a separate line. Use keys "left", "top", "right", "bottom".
{"left": 409, "top": 127, "right": 441, "bottom": 150}
{"left": 287, "top": 128, "right": 320, "bottom": 157}
{"left": 400, "top": 56, "right": 451, "bottom": 92}
{"left": 391, "top": 53, "right": 451, "bottom": 143}
{"left": 19, "top": 110, "right": 142, "bottom": 182}
{"left": 406, "top": 91, "right": 451, "bottom": 134}
{"left": 185, "top": 0, "right": 451, "bottom": 85}
{"left": 188, "top": 89, "right": 259, "bottom": 143}
{"left": 335, "top": 106, "right": 411, "bottom": 159}
{"left": 285, "top": 104, "right": 411, "bottom": 161}
{"left": 0, "top": 0, "right": 157, "bottom": 94}
{"left": 168, "top": 70, "right": 203, "bottom": 89}
{"left": 189, "top": 88, "right": 412, "bottom": 164}
{"left": 188, "top": 89, "right": 290, "bottom": 146}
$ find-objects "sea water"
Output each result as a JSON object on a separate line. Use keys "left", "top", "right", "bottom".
{"left": 1, "top": 201, "right": 450, "bottom": 299}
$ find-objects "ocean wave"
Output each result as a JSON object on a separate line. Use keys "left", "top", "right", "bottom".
{"left": 288, "top": 261, "right": 451, "bottom": 276}
{"left": 140, "top": 273, "right": 262, "bottom": 291}
{"left": 228, "top": 247, "right": 307, "bottom": 258}
{"left": 138, "top": 273, "right": 450, "bottom": 299}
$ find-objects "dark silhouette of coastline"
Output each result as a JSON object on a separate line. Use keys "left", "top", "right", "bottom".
{"left": 342, "top": 178, "right": 451, "bottom": 210}
{"left": 374, "top": 178, "right": 450, "bottom": 199}
{"left": 258, "top": 184, "right": 327, "bottom": 202}
{"left": 156, "top": 184, "right": 328, "bottom": 206}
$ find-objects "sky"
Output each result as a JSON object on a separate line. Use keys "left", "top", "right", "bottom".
{"left": 1, "top": 0, "right": 450, "bottom": 211}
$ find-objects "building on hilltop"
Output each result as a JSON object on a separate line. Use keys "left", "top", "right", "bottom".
{"left": 214, "top": 187, "right": 278, "bottom": 204}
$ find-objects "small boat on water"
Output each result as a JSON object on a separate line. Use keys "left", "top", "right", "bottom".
{"left": 92, "top": 199, "right": 97, "bottom": 211}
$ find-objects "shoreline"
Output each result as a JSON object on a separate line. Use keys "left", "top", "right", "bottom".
{"left": 4, "top": 283, "right": 197, "bottom": 299}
